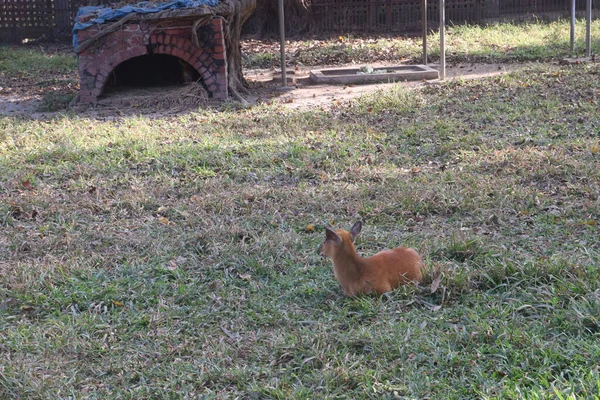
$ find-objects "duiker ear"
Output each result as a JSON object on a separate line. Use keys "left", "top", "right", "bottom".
{"left": 325, "top": 226, "right": 342, "bottom": 243}
{"left": 349, "top": 221, "right": 363, "bottom": 241}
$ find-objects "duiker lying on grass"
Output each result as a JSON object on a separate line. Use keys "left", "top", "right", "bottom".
{"left": 318, "top": 221, "right": 424, "bottom": 296}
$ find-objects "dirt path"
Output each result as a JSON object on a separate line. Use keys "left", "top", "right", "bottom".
{"left": 0, "top": 61, "right": 533, "bottom": 117}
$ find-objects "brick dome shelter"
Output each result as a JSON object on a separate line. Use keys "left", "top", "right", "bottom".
{"left": 73, "top": 2, "right": 228, "bottom": 104}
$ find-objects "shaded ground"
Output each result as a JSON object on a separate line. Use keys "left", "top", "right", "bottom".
{"left": 3, "top": 18, "right": 600, "bottom": 117}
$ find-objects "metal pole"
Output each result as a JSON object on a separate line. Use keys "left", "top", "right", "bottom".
{"left": 440, "top": 0, "right": 445, "bottom": 80}
{"left": 422, "top": 0, "right": 427, "bottom": 65}
{"left": 586, "top": 0, "right": 592, "bottom": 58}
{"left": 278, "top": 0, "right": 287, "bottom": 87}
{"left": 570, "top": 0, "right": 576, "bottom": 55}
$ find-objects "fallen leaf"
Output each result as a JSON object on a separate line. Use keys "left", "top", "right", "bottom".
{"left": 157, "top": 206, "right": 168, "bottom": 214}
{"left": 22, "top": 180, "right": 32, "bottom": 190}
{"left": 305, "top": 224, "right": 316, "bottom": 232}
{"left": 430, "top": 274, "right": 441, "bottom": 294}
{"left": 167, "top": 259, "right": 178, "bottom": 270}
{"left": 239, "top": 273, "right": 252, "bottom": 281}
{"left": 112, "top": 300, "right": 124, "bottom": 307}
{"left": 420, "top": 299, "right": 442, "bottom": 312}
{"left": 175, "top": 209, "right": 190, "bottom": 218}
{"left": 158, "top": 216, "right": 171, "bottom": 225}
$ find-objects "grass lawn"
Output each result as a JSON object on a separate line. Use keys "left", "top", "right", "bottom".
{"left": 243, "top": 19, "right": 600, "bottom": 68}
{"left": 1, "top": 22, "right": 600, "bottom": 399}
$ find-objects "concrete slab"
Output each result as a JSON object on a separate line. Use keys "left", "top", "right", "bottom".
{"left": 309, "top": 65, "right": 439, "bottom": 85}
{"left": 560, "top": 56, "right": 597, "bottom": 65}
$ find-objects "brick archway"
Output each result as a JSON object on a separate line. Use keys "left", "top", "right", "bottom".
{"left": 149, "top": 22, "right": 226, "bottom": 95}
{"left": 77, "top": 17, "right": 227, "bottom": 104}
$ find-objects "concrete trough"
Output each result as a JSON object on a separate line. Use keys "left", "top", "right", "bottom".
{"left": 560, "top": 56, "right": 597, "bottom": 65}
{"left": 309, "top": 65, "right": 439, "bottom": 85}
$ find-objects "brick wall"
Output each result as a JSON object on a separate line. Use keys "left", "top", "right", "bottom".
{"left": 76, "top": 17, "right": 228, "bottom": 104}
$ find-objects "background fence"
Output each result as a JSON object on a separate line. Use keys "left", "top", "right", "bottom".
{"left": 0, "top": 0, "right": 85, "bottom": 42}
{"left": 309, "top": 0, "right": 600, "bottom": 32}
{"left": 309, "top": 0, "right": 480, "bottom": 32}
{"left": 0, "top": 0, "right": 599, "bottom": 42}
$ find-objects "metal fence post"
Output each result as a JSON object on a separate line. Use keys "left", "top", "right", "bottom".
{"left": 571, "top": 0, "right": 576, "bottom": 55}
{"left": 279, "top": 0, "right": 287, "bottom": 88}
{"left": 422, "top": 0, "right": 428, "bottom": 65}
{"left": 440, "top": 0, "right": 445, "bottom": 80}
{"left": 586, "top": 0, "right": 592, "bottom": 57}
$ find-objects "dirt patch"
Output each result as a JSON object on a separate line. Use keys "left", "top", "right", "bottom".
{"left": 248, "top": 61, "right": 530, "bottom": 110}
{"left": 0, "top": 94, "right": 45, "bottom": 116}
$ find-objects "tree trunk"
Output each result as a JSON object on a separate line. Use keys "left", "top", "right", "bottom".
{"left": 244, "top": 0, "right": 310, "bottom": 38}
{"left": 214, "top": 0, "right": 256, "bottom": 104}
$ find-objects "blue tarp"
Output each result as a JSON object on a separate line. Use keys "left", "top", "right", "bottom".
{"left": 73, "top": 0, "right": 219, "bottom": 49}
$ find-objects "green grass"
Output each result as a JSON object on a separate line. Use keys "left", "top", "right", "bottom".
{"left": 243, "top": 20, "right": 600, "bottom": 68}
{"left": 2, "top": 34, "right": 600, "bottom": 398}
{"left": 435, "top": 20, "right": 600, "bottom": 61}
{"left": 0, "top": 46, "right": 78, "bottom": 110}
{"left": 0, "top": 46, "right": 77, "bottom": 75}
{"left": 244, "top": 51, "right": 278, "bottom": 68}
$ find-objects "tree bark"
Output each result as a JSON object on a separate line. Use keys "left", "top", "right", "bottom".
{"left": 214, "top": 0, "right": 256, "bottom": 104}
